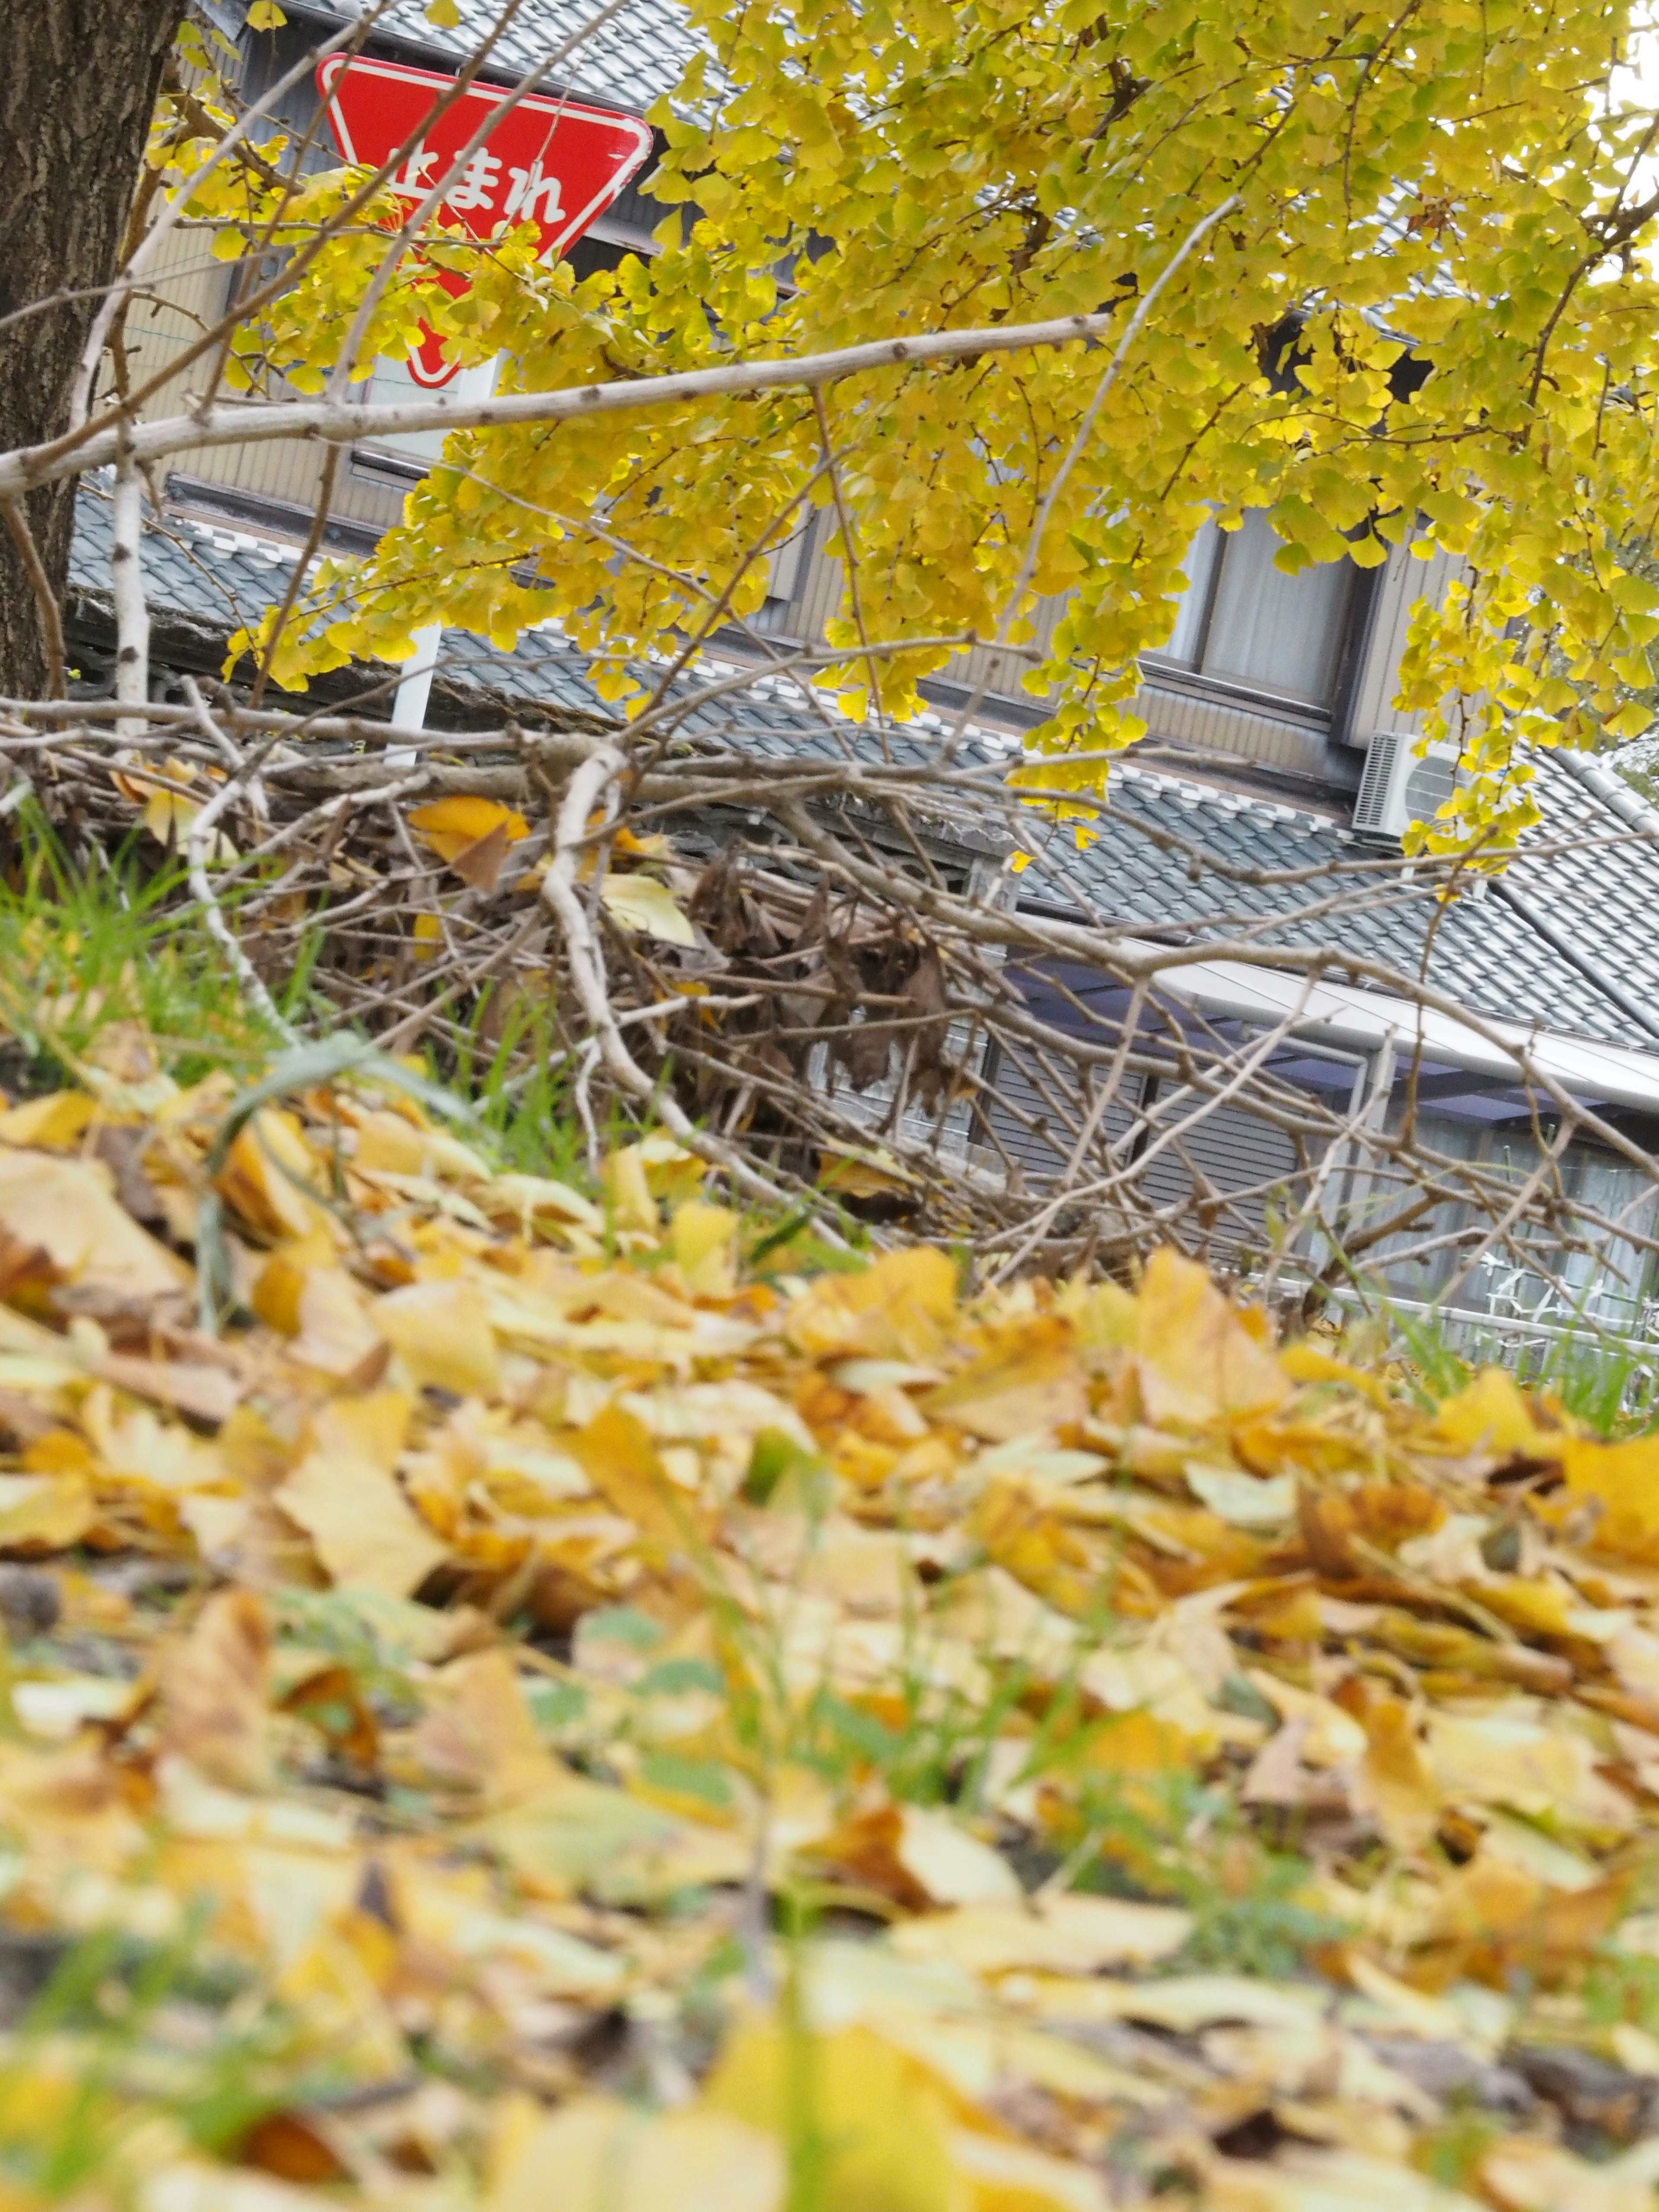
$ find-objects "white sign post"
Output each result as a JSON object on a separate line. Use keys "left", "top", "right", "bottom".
{"left": 378, "top": 351, "right": 501, "bottom": 764}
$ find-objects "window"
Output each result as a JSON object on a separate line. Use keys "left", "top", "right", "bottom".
{"left": 351, "top": 352, "right": 501, "bottom": 481}
{"left": 1152, "top": 511, "right": 1357, "bottom": 709}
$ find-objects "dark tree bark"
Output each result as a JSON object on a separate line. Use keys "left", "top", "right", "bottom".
{"left": 0, "top": 0, "right": 186, "bottom": 701}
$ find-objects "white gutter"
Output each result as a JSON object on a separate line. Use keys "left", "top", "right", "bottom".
{"left": 1135, "top": 947, "right": 1659, "bottom": 1116}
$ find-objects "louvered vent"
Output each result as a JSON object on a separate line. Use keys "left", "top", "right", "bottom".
{"left": 1353, "top": 732, "right": 1404, "bottom": 833}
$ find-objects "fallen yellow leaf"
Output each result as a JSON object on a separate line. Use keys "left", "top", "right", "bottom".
{"left": 275, "top": 1393, "right": 448, "bottom": 1597}
{"left": 1135, "top": 1249, "right": 1289, "bottom": 1427}
{"left": 409, "top": 796, "right": 529, "bottom": 864}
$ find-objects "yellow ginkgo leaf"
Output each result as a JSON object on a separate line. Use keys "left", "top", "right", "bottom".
{"left": 246, "top": 0, "right": 286, "bottom": 25}
{"left": 0, "top": 1091, "right": 96, "bottom": 1150}
{"left": 599, "top": 873, "right": 697, "bottom": 946}
{"left": 1135, "top": 1247, "right": 1290, "bottom": 1427}
{"left": 374, "top": 1277, "right": 502, "bottom": 1397}
{"left": 818, "top": 1144, "right": 918, "bottom": 1197}
{"left": 1560, "top": 1433, "right": 1659, "bottom": 1560}
{"left": 0, "top": 1147, "right": 191, "bottom": 1299}
{"left": 486, "top": 2094, "right": 783, "bottom": 2212}
{"left": 275, "top": 1393, "right": 448, "bottom": 1599}
{"left": 409, "top": 796, "right": 529, "bottom": 865}
{"left": 704, "top": 2018, "right": 956, "bottom": 2212}
{"left": 1430, "top": 1367, "right": 1553, "bottom": 1459}
{"left": 671, "top": 1199, "right": 738, "bottom": 1297}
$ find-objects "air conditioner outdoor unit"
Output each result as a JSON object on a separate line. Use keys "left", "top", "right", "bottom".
{"left": 1352, "top": 732, "right": 1460, "bottom": 838}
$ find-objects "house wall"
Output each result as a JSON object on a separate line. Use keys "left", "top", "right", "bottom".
{"left": 1347, "top": 542, "right": 1463, "bottom": 752}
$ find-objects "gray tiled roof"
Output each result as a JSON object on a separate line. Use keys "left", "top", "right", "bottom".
{"left": 316, "top": 0, "right": 703, "bottom": 116}
{"left": 1021, "top": 752, "right": 1659, "bottom": 1055}
{"left": 72, "top": 493, "right": 298, "bottom": 654}
{"left": 67, "top": 484, "right": 1659, "bottom": 1067}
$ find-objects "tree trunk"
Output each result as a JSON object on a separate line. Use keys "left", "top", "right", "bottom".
{"left": 0, "top": 0, "right": 185, "bottom": 701}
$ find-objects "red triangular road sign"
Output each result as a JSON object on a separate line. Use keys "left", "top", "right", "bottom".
{"left": 317, "top": 54, "right": 653, "bottom": 386}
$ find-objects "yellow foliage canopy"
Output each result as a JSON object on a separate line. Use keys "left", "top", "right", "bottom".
{"left": 215, "top": 0, "right": 1659, "bottom": 851}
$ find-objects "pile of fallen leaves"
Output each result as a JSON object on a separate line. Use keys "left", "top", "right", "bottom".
{"left": 2, "top": 1035, "right": 1659, "bottom": 2210}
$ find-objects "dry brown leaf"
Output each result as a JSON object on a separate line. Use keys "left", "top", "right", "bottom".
{"left": 156, "top": 1587, "right": 272, "bottom": 1792}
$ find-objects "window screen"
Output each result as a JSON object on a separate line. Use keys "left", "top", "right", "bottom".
{"left": 1155, "top": 512, "right": 1356, "bottom": 706}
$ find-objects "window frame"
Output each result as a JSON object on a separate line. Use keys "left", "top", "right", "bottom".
{"left": 1142, "top": 517, "right": 1383, "bottom": 739}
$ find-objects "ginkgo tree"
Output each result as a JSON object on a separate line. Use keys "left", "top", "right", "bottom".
{"left": 190, "top": 0, "right": 1659, "bottom": 856}
{"left": 6, "top": 0, "right": 1659, "bottom": 854}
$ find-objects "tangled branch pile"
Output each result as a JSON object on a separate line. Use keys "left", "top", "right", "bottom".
{"left": 0, "top": 1028, "right": 1650, "bottom": 2207}
{"left": 10, "top": 684, "right": 1654, "bottom": 1321}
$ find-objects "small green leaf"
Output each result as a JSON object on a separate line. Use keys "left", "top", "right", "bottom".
{"left": 636, "top": 1657, "right": 724, "bottom": 1698}
{"left": 425, "top": 0, "right": 461, "bottom": 23}
{"left": 580, "top": 1605, "right": 662, "bottom": 1652}
{"left": 527, "top": 1679, "right": 588, "bottom": 1730}
{"left": 637, "top": 1752, "right": 735, "bottom": 1812}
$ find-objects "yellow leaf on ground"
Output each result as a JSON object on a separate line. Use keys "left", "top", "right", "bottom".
{"left": 568, "top": 1402, "right": 710, "bottom": 1551}
{"left": 0, "top": 1471, "right": 94, "bottom": 1551}
{"left": 156, "top": 1588, "right": 272, "bottom": 1792}
{"left": 215, "top": 1109, "right": 334, "bottom": 1243}
{"left": 948, "top": 2128, "right": 1109, "bottom": 2212}
{"left": 672, "top": 1200, "right": 739, "bottom": 1297}
{"left": 351, "top": 1111, "right": 428, "bottom": 1176}
{"left": 922, "top": 1316, "right": 1087, "bottom": 1442}
{"left": 1349, "top": 1687, "right": 1440, "bottom": 1854}
{"left": 1135, "top": 1249, "right": 1289, "bottom": 1427}
{"left": 275, "top": 1393, "right": 447, "bottom": 1597}
{"left": 602, "top": 1144, "right": 659, "bottom": 1231}
{"left": 374, "top": 1277, "right": 501, "bottom": 1396}
{"left": 890, "top": 1894, "right": 1192, "bottom": 1975}
{"left": 0, "top": 1146, "right": 191, "bottom": 1299}
{"left": 704, "top": 2016, "right": 956, "bottom": 2212}
{"left": 1425, "top": 1709, "right": 1634, "bottom": 1831}
{"left": 1481, "top": 2138, "right": 1653, "bottom": 2212}
{"left": 1560, "top": 1433, "right": 1659, "bottom": 1560}
{"left": 1430, "top": 1368, "right": 1553, "bottom": 1458}
{"left": 485, "top": 2096, "right": 783, "bottom": 2212}
{"left": 289, "top": 1266, "right": 384, "bottom": 1380}
{"left": 410, "top": 1647, "right": 553, "bottom": 1807}
{"left": 896, "top": 1806, "right": 1025, "bottom": 1907}
{"left": 788, "top": 1247, "right": 960, "bottom": 1362}
{"left": 818, "top": 1145, "right": 919, "bottom": 1198}
{"left": 802, "top": 1797, "right": 1020, "bottom": 1909}
{"left": 0, "top": 1093, "right": 95, "bottom": 1150}
{"left": 480, "top": 1768, "right": 680, "bottom": 1899}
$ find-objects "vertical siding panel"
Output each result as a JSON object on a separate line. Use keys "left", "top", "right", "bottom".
{"left": 1351, "top": 543, "right": 1462, "bottom": 743}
